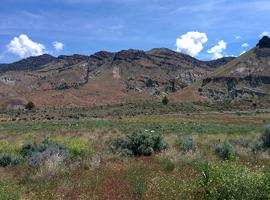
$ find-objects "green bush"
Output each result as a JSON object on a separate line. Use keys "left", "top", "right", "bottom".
{"left": 0, "top": 154, "right": 21, "bottom": 167}
{"left": 110, "top": 130, "right": 167, "bottom": 156}
{"left": 25, "top": 101, "right": 35, "bottom": 110}
{"left": 198, "top": 162, "right": 270, "bottom": 200}
{"left": 20, "top": 142, "right": 38, "bottom": 158}
{"left": 261, "top": 125, "right": 270, "bottom": 148}
{"left": 110, "top": 136, "right": 132, "bottom": 156}
{"left": 19, "top": 138, "right": 69, "bottom": 168}
{"left": 20, "top": 138, "right": 65, "bottom": 158}
{"left": 162, "top": 96, "right": 169, "bottom": 105}
{"left": 176, "top": 138, "right": 197, "bottom": 152}
{"left": 215, "top": 140, "right": 235, "bottom": 160}
{"left": 254, "top": 125, "right": 270, "bottom": 152}
{"left": 160, "top": 159, "right": 175, "bottom": 171}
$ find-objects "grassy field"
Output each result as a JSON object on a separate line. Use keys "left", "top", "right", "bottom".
{"left": 0, "top": 111, "right": 270, "bottom": 199}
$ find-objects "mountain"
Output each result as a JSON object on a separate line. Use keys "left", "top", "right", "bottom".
{"left": 196, "top": 36, "right": 270, "bottom": 100}
{"left": 0, "top": 54, "right": 56, "bottom": 72}
{"left": 204, "top": 57, "right": 235, "bottom": 69}
{"left": 0, "top": 48, "right": 234, "bottom": 109}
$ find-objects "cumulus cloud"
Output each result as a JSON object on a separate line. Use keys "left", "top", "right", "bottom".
{"left": 53, "top": 41, "right": 64, "bottom": 51}
{"left": 260, "top": 31, "right": 270, "bottom": 37}
{"left": 6, "top": 34, "right": 46, "bottom": 58}
{"left": 176, "top": 31, "right": 208, "bottom": 57}
{"left": 241, "top": 43, "right": 249, "bottom": 48}
{"left": 207, "top": 40, "right": 227, "bottom": 59}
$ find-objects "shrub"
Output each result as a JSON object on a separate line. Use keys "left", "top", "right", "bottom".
{"left": 20, "top": 138, "right": 65, "bottom": 158}
{"left": 110, "top": 130, "right": 167, "bottom": 156}
{"left": 198, "top": 162, "right": 270, "bottom": 200}
{"left": 254, "top": 125, "right": 270, "bottom": 152}
{"left": 20, "top": 138, "right": 69, "bottom": 168}
{"left": 176, "top": 138, "right": 197, "bottom": 152}
{"left": 30, "top": 146, "right": 68, "bottom": 169}
{"left": 261, "top": 125, "right": 270, "bottom": 148}
{"left": 110, "top": 136, "right": 133, "bottom": 156}
{"left": 20, "top": 142, "right": 38, "bottom": 158}
{"left": 215, "top": 140, "right": 235, "bottom": 160}
{"left": 162, "top": 96, "right": 169, "bottom": 105}
{"left": 25, "top": 101, "right": 35, "bottom": 110}
{"left": 160, "top": 159, "right": 175, "bottom": 171}
{"left": 228, "top": 138, "right": 250, "bottom": 148}
{"left": 0, "top": 154, "right": 21, "bottom": 167}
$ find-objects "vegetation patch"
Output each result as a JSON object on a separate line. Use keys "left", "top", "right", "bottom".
{"left": 0, "top": 112, "right": 269, "bottom": 199}
{"left": 160, "top": 159, "right": 176, "bottom": 171}
{"left": 0, "top": 153, "right": 22, "bottom": 167}
{"left": 0, "top": 178, "right": 21, "bottom": 200}
{"left": 146, "top": 174, "right": 195, "bottom": 199}
{"left": 214, "top": 140, "right": 235, "bottom": 160}
{"left": 54, "top": 138, "right": 96, "bottom": 160}
{"left": 176, "top": 137, "right": 198, "bottom": 152}
{"left": 198, "top": 162, "right": 270, "bottom": 200}
{"left": 109, "top": 130, "right": 167, "bottom": 156}
{"left": 127, "top": 163, "right": 147, "bottom": 199}
{"left": 253, "top": 124, "right": 270, "bottom": 152}
{"left": 0, "top": 141, "right": 21, "bottom": 155}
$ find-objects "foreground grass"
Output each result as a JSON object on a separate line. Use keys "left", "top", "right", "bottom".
{"left": 0, "top": 113, "right": 270, "bottom": 199}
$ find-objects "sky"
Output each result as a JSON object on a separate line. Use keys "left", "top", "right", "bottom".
{"left": 0, "top": 0, "right": 270, "bottom": 63}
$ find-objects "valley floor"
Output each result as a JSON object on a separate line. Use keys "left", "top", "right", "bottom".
{"left": 0, "top": 111, "right": 270, "bottom": 199}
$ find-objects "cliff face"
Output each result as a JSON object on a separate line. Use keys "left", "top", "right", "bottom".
{"left": 0, "top": 47, "right": 233, "bottom": 109}
{"left": 197, "top": 36, "right": 270, "bottom": 100}
{"left": 257, "top": 36, "right": 270, "bottom": 48}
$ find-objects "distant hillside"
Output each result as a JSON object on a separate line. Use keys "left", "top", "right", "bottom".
{"left": 204, "top": 57, "right": 235, "bottom": 69}
{"left": 0, "top": 54, "right": 56, "bottom": 72}
{"left": 197, "top": 36, "right": 270, "bottom": 100}
{"left": 0, "top": 47, "right": 233, "bottom": 109}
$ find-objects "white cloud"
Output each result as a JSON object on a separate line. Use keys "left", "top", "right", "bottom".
{"left": 176, "top": 31, "right": 208, "bottom": 57}
{"left": 235, "top": 36, "right": 242, "bottom": 39}
{"left": 53, "top": 41, "right": 64, "bottom": 51}
{"left": 6, "top": 34, "right": 46, "bottom": 58}
{"left": 260, "top": 31, "right": 270, "bottom": 37}
{"left": 241, "top": 43, "right": 249, "bottom": 48}
{"left": 207, "top": 40, "right": 227, "bottom": 59}
{"left": 240, "top": 51, "right": 246, "bottom": 56}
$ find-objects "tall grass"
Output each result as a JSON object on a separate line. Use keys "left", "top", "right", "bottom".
{"left": 0, "top": 178, "right": 21, "bottom": 200}
{"left": 127, "top": 163, "right": 147, "bottom": 199}
{"left": 54, "top": 137, "right": 96, "bottom": 159}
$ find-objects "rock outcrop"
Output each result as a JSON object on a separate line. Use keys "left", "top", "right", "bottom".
{"left": 0, "top": 48, "right": 234, "bottom": 109}
{"left": 257, "top": 36, "right": 270, "bottom": 48}
{"left": 198, "top": 36, "right": 270, "bottom": 100}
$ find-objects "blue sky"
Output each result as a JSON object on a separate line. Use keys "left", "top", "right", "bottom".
{"left": 0, "top": 0, "right": 270, "bottom": 63}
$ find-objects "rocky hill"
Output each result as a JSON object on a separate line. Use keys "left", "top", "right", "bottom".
{"left": 0, "top": 47, "right": 235, "bottom": 109}
{"left": 0, "top": 54, "right": 56, "bottom": 72}
{"left": 197, "top": 36, "right": 270, "bottom": 100}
